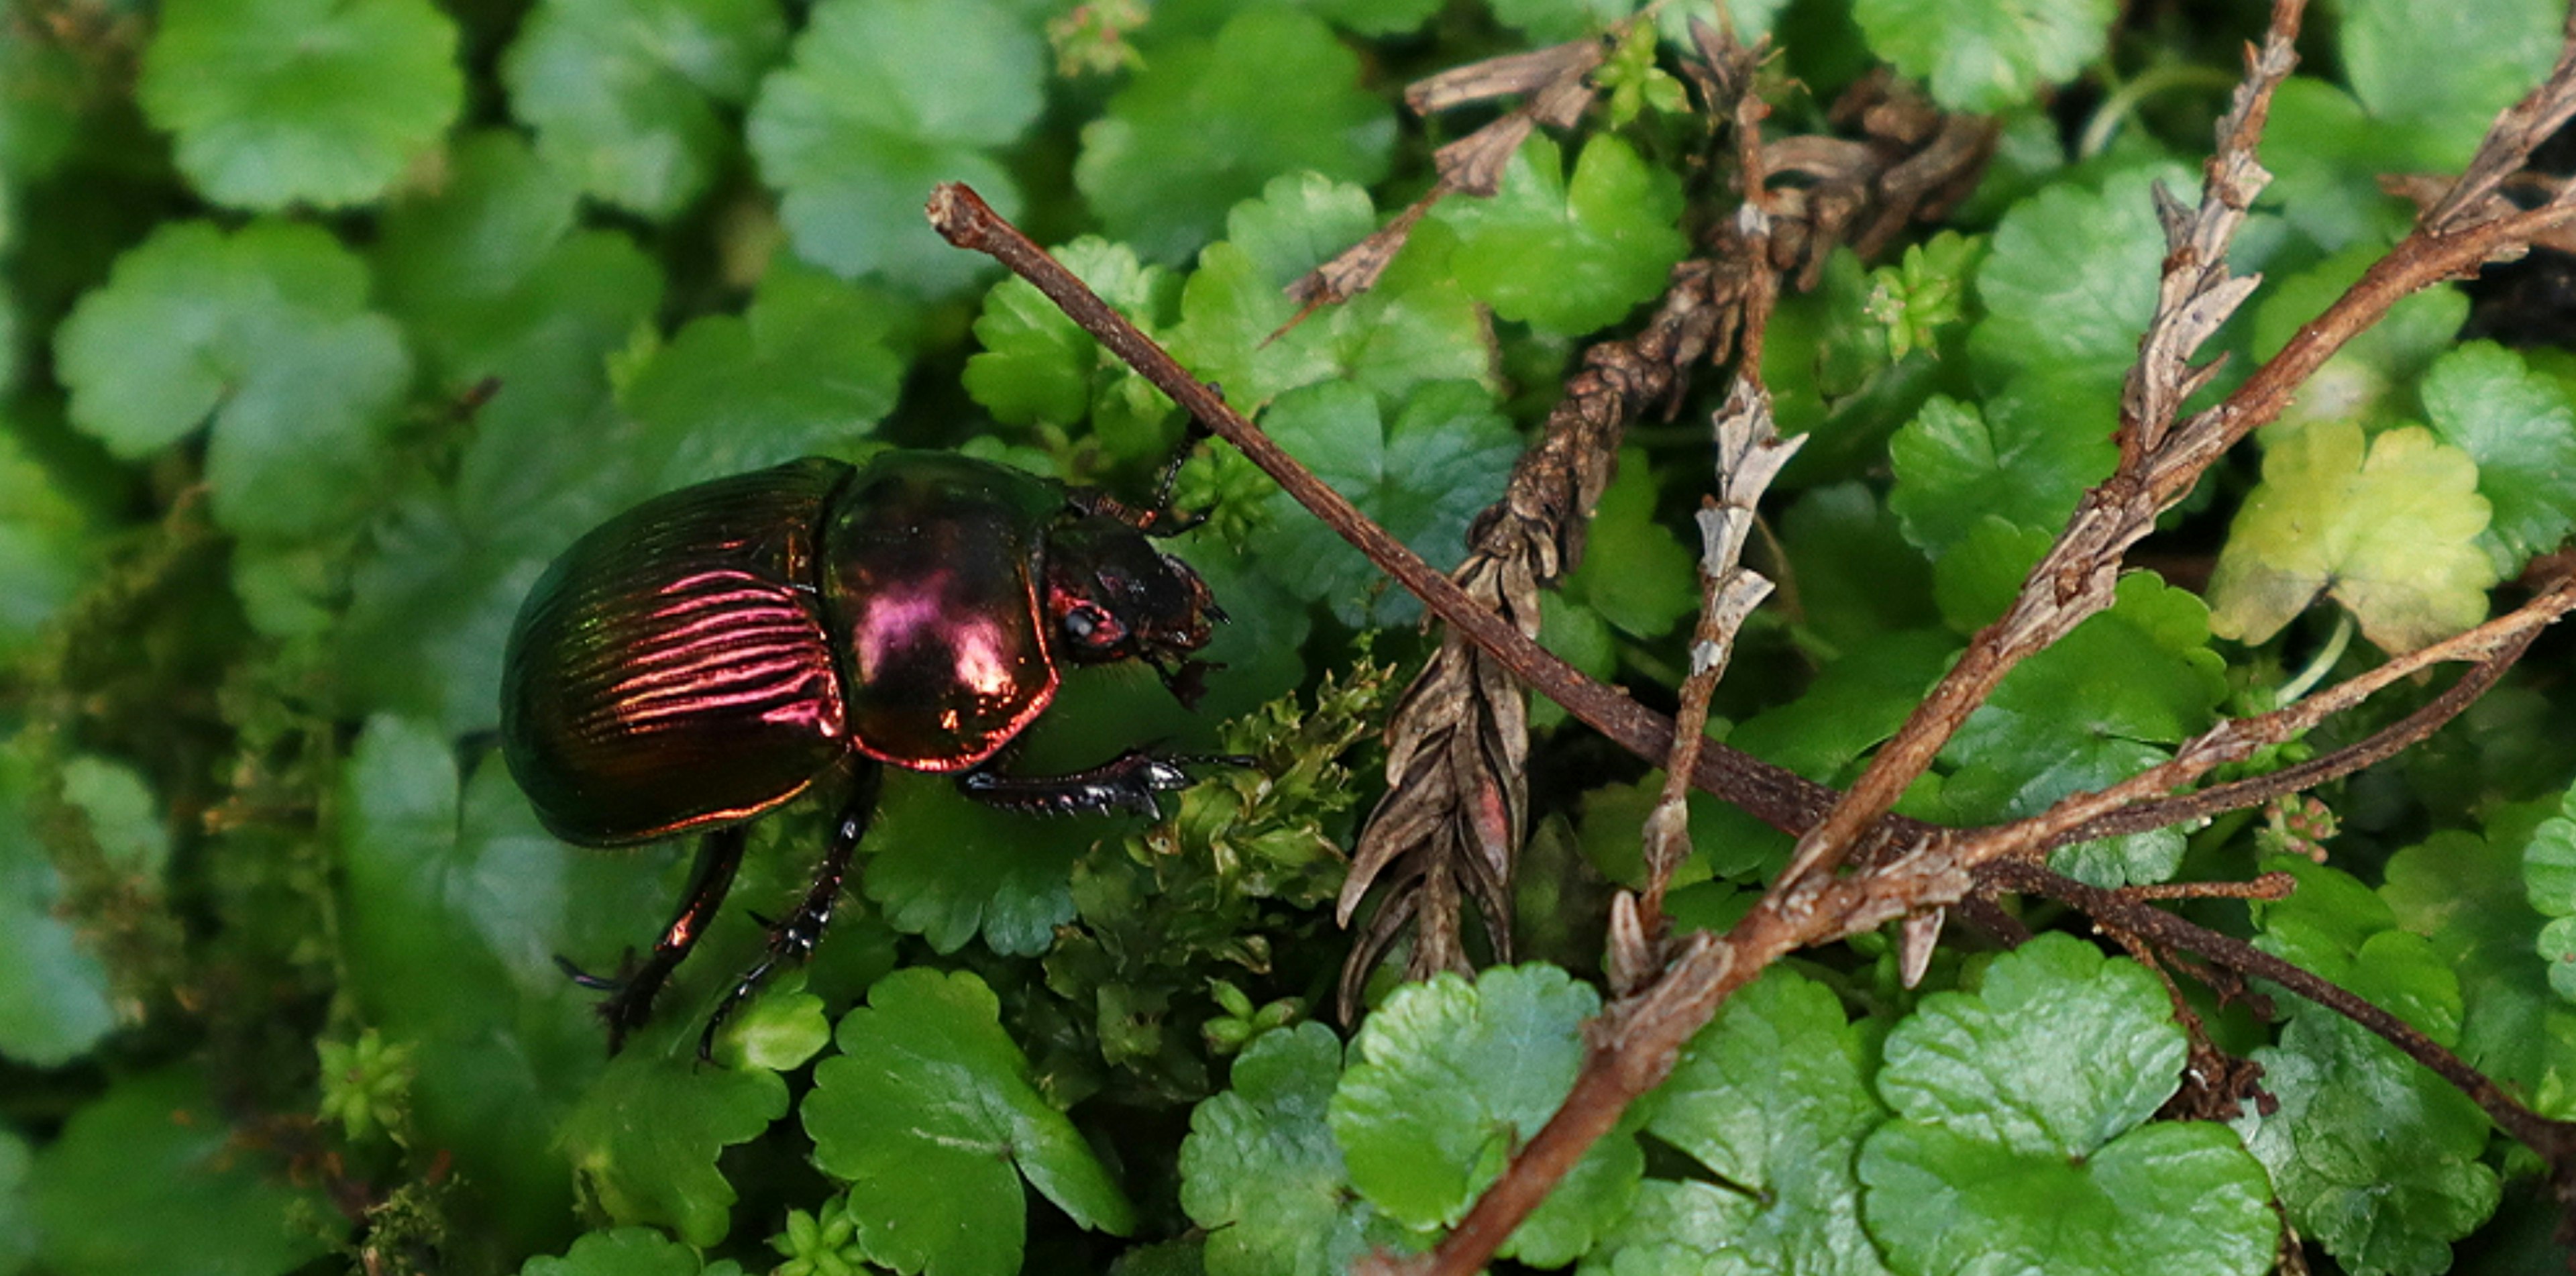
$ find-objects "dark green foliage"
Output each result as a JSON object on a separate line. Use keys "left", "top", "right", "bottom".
{"left": 5, "top": 0, "right": 2575, "bottom": 1273}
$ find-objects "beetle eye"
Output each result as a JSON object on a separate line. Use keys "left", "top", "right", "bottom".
{"left": 1062, "top": 601, "right": 1127, "bottom": 651}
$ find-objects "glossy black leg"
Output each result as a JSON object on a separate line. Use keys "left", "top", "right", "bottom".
{"left": 697, "top": 763, "right": 883, "bottom": 1062}
{"left": 955, "top": 748, "right": 1249, "bottom": 819}
{"left": 557, "top": 823, "right": 748, "bottom": 1054}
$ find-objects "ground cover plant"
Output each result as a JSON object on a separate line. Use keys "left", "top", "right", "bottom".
{"left": 7, "top": 0, "right": 2576, "bottom": 1273}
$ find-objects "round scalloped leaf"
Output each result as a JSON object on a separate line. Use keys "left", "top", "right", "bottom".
{"left": 1181, "top": 1022, "right": 1408, "bottom": 1276}
{"left": 1860, "top": 1120, "right": 2272, "bottom": 1276}
{"left": 1857, "top": 935, "right": 2271, "bottom": 1276}
{"left": 1887, "top": 376, "right": 2117, "bottom": 558}
{"left": 54, "top": 220, "right": 411, "bottom": 541}
{"left": 1075, "top": 7, "right": 1395, "bottom": 264}
{"left": 2340, "top": 0, "right": 2562, "bottom": 170}
{"left": 502, "top": 0, "right": 787, "bottom": 219}
{"left": 1851, "top": 0, "right": 2115, "bottom": 114}
{"left": 1967, "top": 166, "right": 2182, "bottom": 395}
{"left": 1593, "top": 969, "right": 1890, "bottom": 1275}
{"left": 615, "top": 262, "right": 902, "bottom": 490}
{"left": 2206, "top": 419, "right": 2496, "bottom": 653}
{"left": 28, "top": 1068, "right": 339, "bottom": 1275}
{"left": 1437, "top": 134, "right": 1688, "bottom": 337}
{"left": 2418, "top": 340, "right": 2576, "bottom": 573}
{"left": 521, "top": 1227, "right": 733, "bottom": 1276}
{"left": 1876, "top": 934, "right": 2185, "bottom": 1157}
{"left": 0, "top": 761, "right": 116, "bottom": 1067}
{"left": 556, "top": 1055, "right": 788, "bottom": 1246}
{"left": 804, "top": 969, "right": 1135, "bottom": 1276}
{"left": 1329, "top": 964, "right": 1642, "bottom": 1266}
{"left": 747, "top": 0, "right": 1043, "bottom": 295}
{"left": 2237, "top": 1011, "right": 2502, "bottom": 1276}
{"left": 138, "top": 0, "right": 462, "bottom": 209}
{"left": 1253, "top": 380, "right": 1520, "bottom": 628}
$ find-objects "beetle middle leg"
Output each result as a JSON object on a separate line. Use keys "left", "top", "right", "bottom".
{"left": 955, "top": 747, "right": 1246, "bottom": 819}
{"left": 556, "top": 822, "right": 749, "bottom": 1054}
{"left": 696, "top": 761, "right": 885, "bottom": 1062}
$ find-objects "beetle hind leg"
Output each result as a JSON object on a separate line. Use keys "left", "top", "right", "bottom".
{"left": 561, "top": 822, "right": 749, "bottom": 1054}
{"left": 696, "top": 762, "right": 885, "bottom": 1062}
{"left": 956, "top": 747, "right": 1251, "bottom": 820}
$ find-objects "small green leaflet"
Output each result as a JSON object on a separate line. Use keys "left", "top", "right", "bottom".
{"left": 557, "top": 1055, "right": 788, "bottom": 1247}
{"left": 802, "top": 969, "right": 1135, "bottom": 1276}
{"left": 2418, "top": 340, "right": 2576, "bottom": 574}
{"left": 1851, "top": 0, "right": 2116, "bottom": 114}
{"left": 521, "top": 1227, "right": 744, "bottom": 1276}
{"left": 1180, "top": 1023, "right": 1407, "bottom": 1276}
{"left": 1437, "top": 135, "right": 1688, "bottom": 337}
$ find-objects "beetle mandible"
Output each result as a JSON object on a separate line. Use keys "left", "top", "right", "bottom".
{"left": 500, "top": 447, "right": 1230, "bottom": 1056}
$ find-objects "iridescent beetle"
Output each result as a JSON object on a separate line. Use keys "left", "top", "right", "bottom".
{"left": 500, "top": 449, "right": 1228, "bottom": 1055}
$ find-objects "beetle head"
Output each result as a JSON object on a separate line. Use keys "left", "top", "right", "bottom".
{"left": 1044, "top": 513, "right": 1223, "bottom": 707}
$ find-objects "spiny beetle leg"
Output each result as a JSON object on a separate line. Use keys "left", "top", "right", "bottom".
{"left": 955, "top": 748, "right": 1254, "bottom": 820}
{"left": 697, "top": 763, "right": 883, "bottom": 1063}
{"left": 561, "top": 823, "right": 749, "bottom": 1054}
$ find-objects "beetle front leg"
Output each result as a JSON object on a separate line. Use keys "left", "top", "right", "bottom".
{"left": 696, "top": 762, "right": 884, "bottom": 1063}
{"left": 955, "top": 748, "right": 1248, "bottom": 820}
{"left": 557, "top": 822, "right": 749, "bottom": 1055}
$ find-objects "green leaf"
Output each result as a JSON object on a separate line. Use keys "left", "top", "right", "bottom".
{"left": 339, "top": 716, "right": 675, "bottom": 1248}
{"left": 1252, "top": 380, "right": 1520, "bottom": 627}
{"left": 1886, "top": 378, "right": 2118, "bottom": 559}
{"left": 1181, "top": 1023, "right": 1406, "bottom": 1276}
{"left": 0, "top": 1128, "right": 30, "bottom": 1276}
{"left": 0, "top": 761, "right": 116, "bottom": 1067}
{"left": 1942, "top": 574, "right": 2224, "bottom": 886}
{"left": 2385, "top": 820, "right": 2576, "bottom": 1104}
{"left": 2255, "top": 856, "right": 2465, "bottom": 1043}
{"left": 28, "top": 1068, "right": 339, "bottom": 1276}
{"left": 2257, "top": 78, "right": 2418, "bottom": 252}
{"left": 558, "top": 1055, "right": 789, "bottom": 1246}
{"left": 1856, "top": 935, "right": 2273, "bottom": 1276}
{"left": 2419, "top": 340, "right": 2576, "bottom": 571}
{"left": 1851, "top": 0, "right": 2116, "bottom": 113}
{"left": 617, "top": 262, "right": 902, "bottom": 489}
{"left": 2339, "top": 0, "right": 2563, "bottom": 169}
{"left": 1168, "top": 176, "right": 1492, "bottom": 417}
{"left": 1075, "top": 7, "right": 1395, "bottom": 264}
{"left": 1778, "top": 482, "right": 1941, "bottom": 653}
{"left": 861, "top": 769, "right": 1098, "bottom": 956}
{"left": 747, "top": 0, "right": 1044, "bottom": 295}
{"left": 2237, "top": 1012, "right": 2502, "bottom": 1276}
{"left": 349, "top": 131, "right": 665, "bottom": 731}
{"left": 521, "top": 1227, "right": 725, "bottom": 1276}
{"left": 1969, "top": 167, "right": 2182, "bottom": 394}
{"left": 0, "top": 409, "right": 103, "bottom": 659}
{"left": 1861, "top": 1122, "right": 2273, "bottom": 1276}
{"left": 2206, "top": 418, "right": 2496, "bottom": 653}
{"left": 804, "top": 969, "right": 1136, "bottom": 1276}
{"left": 54, "top": 220, "right": 411, "bottom": 541}
{"left": 1487, "top": 0, "right": 1629, "bottom": 42}
{"left": 2249, "top": 246, "right": 2469, "bottom": 433}
{"left": 1560, "top": 449, "right": 1697, "bottom": 641}
{"left": 1729, "top": 628, "right": 1960, "bottom": 785}
{"left": 138, "top": 0, "right": 462, "bottom": 209}
{"left": 963, "top": 236, "right": 1180, "bottom": 458}
{"left": 1329, "top": 965, "right": 1642, "bottom": 1265}
{"left": 502, "top": 0, "right": 786, "bottom": 219}
{"left": 1929, "top": 516, "right": 2052, "bottom": 635}
{"left": 1438, "top": 135, "right": 1688, "bottom": 337}
{"left": 1594, "top": 969, "right": 1890, "bottom": 1275}
{"left": 1874, "top": 934, "right": 2186, "bottom": 1156}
